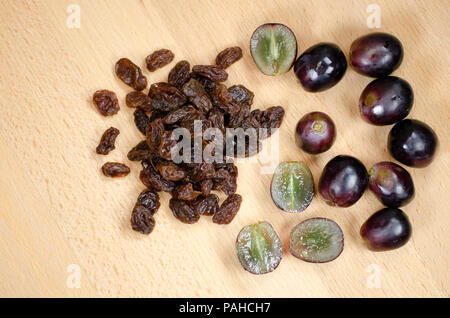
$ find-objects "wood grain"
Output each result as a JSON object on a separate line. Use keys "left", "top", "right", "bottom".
{"left": 0, "top": 0, "right": 448, "bottom": 297}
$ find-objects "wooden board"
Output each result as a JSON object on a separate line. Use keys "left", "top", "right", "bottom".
{"left": 0, "top": 0, "right": 448, "bottom": 297}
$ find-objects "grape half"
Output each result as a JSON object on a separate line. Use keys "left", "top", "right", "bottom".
{"left": 290, "top": 218, "right": 344, "bottom": 263}
{"left": 360, "top": 207, "right": 412, "bottom": 251}
{"left": 236, "top": 221, "right": 283, "bottom": 275}
{"left": 250, "top": 23, "right": 298, "bottom": 76}
{"left": 271, "top": 161, "right": 315, "bottom": 212}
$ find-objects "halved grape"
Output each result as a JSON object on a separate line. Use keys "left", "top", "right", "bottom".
{"left": 290, "top": 218, "right": 344, "bottom": 263}
{"left": 250, "top": 23, "right": 297, "bottom": 76}
{"left": 236, "top": 221, "right": 283, "bottom": 275}
{"left": 271, "top": 161, "right": 315, "bottom": 212}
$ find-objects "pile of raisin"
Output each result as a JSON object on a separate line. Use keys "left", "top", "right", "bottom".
{"left": 93, "top": 47, "right": 285, "bottom": 235}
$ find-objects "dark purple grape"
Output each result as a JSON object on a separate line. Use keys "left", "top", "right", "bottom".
{"left": 250, "top": 23, "right": 298, "bottom": 76}
{"left": 360, "top": 76, "right": 413, "bottom": 125}
{"left": 369, "top": 162, "right": 414, "bottom": 207}
{"left": 360, "top": 207, "right": 412, "bottom": 251}
{"left": 295, "top": 112, "right": 336, "bottom": 154}
{"left": 290, "top": 218, "right": 344, "bottom": 263}
{"left": 350, "top": 32, "right": 403, "bottom": 78}
{"left": 293, "top": 43, "right": 347, "bottom": 92}
{"left": 388, "top": 119, "right": 438, "bottom": 167}
{"left": 319, "top": 155, "right": 368, "bottom": 207}
{"left": 236, "top": 221, "right": 283, "bottom": 275}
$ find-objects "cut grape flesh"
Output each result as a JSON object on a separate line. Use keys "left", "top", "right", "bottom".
{"left": 290, "top": 218, "right": 344, "bottom": 263}
{"left": 250, "top": 23, "right": 297, "bottom": 76}
{"left": 236, "top": 221, "right": 283, "bottom": 275}
{"left": 271, "top": 161, "right": 315, "bottom": 212}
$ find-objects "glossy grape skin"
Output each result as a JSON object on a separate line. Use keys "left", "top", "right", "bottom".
{"left": 290, "top": 218, "right": 344, "bottom": 263}
{"left": 388, "top": 119, "right": 438, "bottom": 167}
{"left": 294, "top": 43, "right": 347, "bottom": 92}
{"left": 350, "top": 32, "right": 403, "bottom": 78}
{"left": 250, "top": 23, "right": 298, "bottom": 76}
{"left": 369, "top": 162, "right": 415, "bottom": 207}
{"left": 236, "top": 221, "right": 283, "bottom": 275}
{"left": 319, "top": 155, "right": 368, "bottom": 207}
{"left": 295, "top": 112, "right": 336, "bottom": 154}
{"left": 360, "top": 77, "right": 413, "bottom": 125}
{"left": 360, "top": 207, "right": 412, "bottom": 251}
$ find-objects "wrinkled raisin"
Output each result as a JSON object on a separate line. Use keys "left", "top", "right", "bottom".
{"left": 168, "top": 60, "right": 191, "bottom": 89}
{"left": 126, "top": 91, "right": 153, "bottom": 112}
{"left": 189, "top": 162, "right": 216, "bottom": 182}
{"left": 145, "top": 49, "right": 174, "bottom": 72}
{"left": 182, "top": 79, "right": 212, "bottom": 114}
{"left": 136, "top": 189, "right": 160, "bottom": 214}
{"left": 93, "top": 90, "right": 120, "bottom": 116}
{"left": 212, "top": 193, "right": 242, "bottom": 224}
{"left": 169, "top": 198, "right": 200, "bottom": 224}
{"left": 228, "top": 85, "right": 254, "bottom": 107}
{"left": 192, "top": 65, "right": 228, "bottom": 82}
{"left": 146, "top": 118, "right": 165, "bottom": 153}
{"left": 127, "top": 140, "right": 153, "bottom": 161}
{"left": 115, "top": 58, "right": 147, "bottom": 91}
{"left": 216, "top": 47, "right": 243, "bottom": 69}
{"left": 140, "top": 160, "right": 175, "bottom": 192}
{"left": 131, "top": 205, "right": 155, "bottom": 234}
{"left": 174, "top": 183, "right": 198, "bottom": 201}
{"left": 200, "top": 179, "right": 213, "bottom": 196}
{"left": 191, "top": 194, "right": 219, "bottom": 216}
{"left": 150, "top": 84, "right": 187, "bottom": 111}
{"left": 134, "top": 108, "right": 150, "bottom": 135}
{"left": 96, "top": 127, "right": 119, "bottom": 155}
{"left": 190, "top": 73, "right": 216, "bottom": 95}
{"left": 157, "top": 161, "right": 186, "bottom": 181}
{"left": 163, "top": 105, "right": 203, "bottom": 125}
{"left": 101, "top": 162, "right": 130, "bottom": 177}
{"left": 257, "top": 106, "right": 285, "bottom": 139}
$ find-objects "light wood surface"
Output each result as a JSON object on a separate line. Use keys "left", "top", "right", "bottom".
{"left": 0, "top": 0, "right": 448, "bottom": 297}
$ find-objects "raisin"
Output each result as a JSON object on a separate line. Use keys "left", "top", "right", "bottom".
{"left": 189, "top": 162, "right": 216, "bottom": 182}
{"left": 210, "top": 84, "right": 240, "bottom": 114}
{"left": 158, "top": 130, "right": 177, "bottom": 160}
{"left": 168, "top": 60, "right": 191, "bottom": 89}
{"left": 96, "top": 127, "right": 119, "bottom": 155}
{"left": 131, "top": 205, "right": 155, "bottom": 234}
{"left": 93, "top": 90, "right": 120, "bottom": 116}
{"left": 182, "top": 79, "right": 212, "bottom": 114}
{"left": 212, "top": 193, "right": 242, "bottom": 224}
{"left": 257, "top": 106, "right": 285, "bottom": 139}
{"left": 228, "top": 85, "right": 254, "bottom": 107}
{"left": 115, "top": 58, "right": 147, "bottom": 91}
{"left": 163, "top": 105, "right": 203, "bottom": 125}
{"left": 192, "top": 65, "right": 228, "bottom": 82}
{"left": 136, "top": 189, "right": 160, "bottom": 214}
{"left": 174, "top": 183, "right": 198, "bottom": 201}
{"left": 146, "top": 118, "right": 165, "bottom": 153}
{"left": 126, "top": 91, "right": 153, "bottom": 112}
{"left": 191, "top": 194, "right": 219, "bottom": 216}
{"left": 101, "top": 162, "right": 130, "bottom": 177}
{"left": 208, "top": 109, "right": 225, "bottom": 133}
{"left": 145, "top": 49, "right": 174, "bottom": 72}
{"left": 127, "top": 140, "right": 153, "bottom": 161}
{"left": 200, "top": 179, "right": 213, "bottom": 196}
{"left": 216, "top": 47, "right": 243, "bottom": 69}
{"left": 157, "top": 161, "right": 186, "bottom": 181}
{"left": 190, "top": 73, "right": 216, "bottom": 95}
{"left": 134, "top": 107, "right": 150, "bottom": 135}
{"left": 140, "top": 160, "right": 175, "bottom": 192}
{"left": 150, "top": 84, "right": 187, "bottom": 111}
{"left": 227, "top": 104, "right": 250, "bottom": 128}
{"left": 169, "top": 198, "right": 200, "bottom": 224}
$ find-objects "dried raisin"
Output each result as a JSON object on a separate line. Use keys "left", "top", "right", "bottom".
{"left": 169, "top": 198, "right": 200, "bottom": 224}
{"left": 131, "top": 205, "right": 155, "bottom": 234}
{"left": 168, "top": 60, "right": 191, "bottom": 89}
{"left": 216, "top": 47, "right": 243, "bottom": 69}
{"left": 93, "top": 90, "right": 119, "bottom": 116}
{"left": 126, "top": 91, "right": 153, "bottom": 112}
{"left": 115, "top": 58, "right": 147, "bottom": 91}
{"left": 212, "top": 194, "right": 242, "bottom": 224}
{"left": 145, "top": 49, "right": 174, "bottom": 72}
{"left": 192, "top": 65, "right": 228, "bottom": 82}
{"left": 102, "top": 162, "right": 130, "bottom": 177}
{"left": 96, "top": 127, "right": 119, "bottom": 155}
{"left": 134, "top": 107, "right": 150, "bottom": 135}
